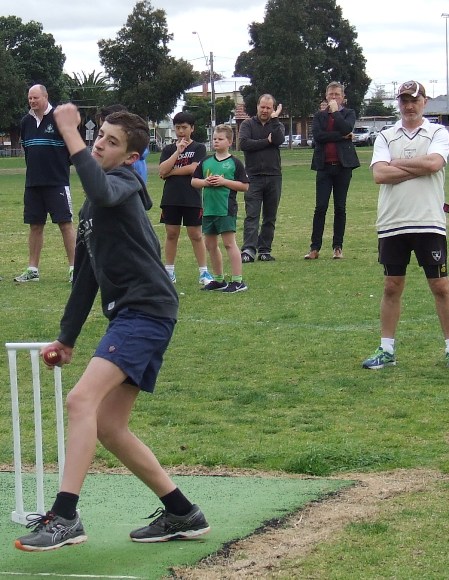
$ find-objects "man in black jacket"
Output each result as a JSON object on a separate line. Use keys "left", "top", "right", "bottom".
{"left": 304, "top": 82, "right": 360, "bottom": 260}
{"left": 239, "top": 94, "right": 284, "bottom": 262}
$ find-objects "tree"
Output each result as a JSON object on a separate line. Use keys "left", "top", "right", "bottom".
{"left": 0, "top": 16, "right": 66, "bottom": 101}
{"left": 98, "top": 1, "right": 197, "bottom": 121}
{"left": 0, "top": 15, "right": 67, "bottom": 146}
{"left": 0, "top": 45, "right": 27, "bottom": 131}
{"left": 234, "top": 0, "right": 371, "bottom": 126}
{"left": 363, "top": 98, "right": 397, "bottom": 117}
{"left": 183, "top": 94, "right": 235, "bottom": 144}
{"left": 64, "top": 71, "right": 114, "bottom": 126}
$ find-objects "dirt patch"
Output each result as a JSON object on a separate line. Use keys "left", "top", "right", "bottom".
{"left": 168, "top": 468, "right": 447, "bottom": 579}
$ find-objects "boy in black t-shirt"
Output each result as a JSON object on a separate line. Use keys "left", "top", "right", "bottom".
{"left": 159, "top": 112, "right": 212, "bottom": 286}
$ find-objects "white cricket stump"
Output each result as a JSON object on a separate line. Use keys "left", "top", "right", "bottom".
{"left": 5, "top": 342, "right": 65, "bottom": 525}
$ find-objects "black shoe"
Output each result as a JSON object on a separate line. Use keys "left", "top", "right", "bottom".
{"left": 201, "top": 280, "right": 228, "bottom": 291}
{"left": 130, "top": 505, "right": 210, "bottom": 543}
{"left": 241, "top": 252, "right": 255, "bottom": 263}
{"left": 258, "top": 253, "right": 275, "bottom": 261}
{"left": 222, "top": 281, "right": 248, "bottom": 293}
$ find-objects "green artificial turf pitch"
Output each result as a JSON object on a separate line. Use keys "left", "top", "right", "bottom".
{"left": 0, "top": 472, "right": 352, "bottom": 579}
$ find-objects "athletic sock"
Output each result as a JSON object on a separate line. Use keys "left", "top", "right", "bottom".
{"left": 214, "top": 274, "right": 224, "bottom": 282}
{"left": 231, "top": 275, "right": 243, "bottom": 283}
{"left": 199, "top": 266, "right": 208, "bottom": 274}
{"left": 165, "top": 265, "right": 175, "bottom": 275}
{"left": 445, "top": 339, "right": 449, "bottom": 353}
{"left": 160, "top": 488, "right": 193, "bottom": 516}
{"left": 380, "top": 338, "right": 395, "bottom": 354}
{"left": 51, "top": 491, "right": 79, "bottom": 520}
{"left": 28, "top": 266, "right": 38, "bottom": 273}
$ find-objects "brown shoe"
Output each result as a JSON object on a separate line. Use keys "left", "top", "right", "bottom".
{"left": 333, "top": 247, "right": 343, "bottom": 259}
{"left": 304, "top": 249, "right": 319, "bottom": 260}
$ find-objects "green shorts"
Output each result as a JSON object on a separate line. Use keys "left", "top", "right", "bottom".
{"left": 202, "top": 215, "right": 237, "bottom": 235}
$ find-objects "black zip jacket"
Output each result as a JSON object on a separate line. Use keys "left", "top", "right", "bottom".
{"left": 58, "top": 148, "right": 178, "bottom": 347}
{"left": 239, "top": 116, "right": 285, "bottom": 176}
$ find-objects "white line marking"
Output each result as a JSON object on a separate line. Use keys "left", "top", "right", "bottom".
{"left": 0, "top": 573, "right": 143, "bottom": 579}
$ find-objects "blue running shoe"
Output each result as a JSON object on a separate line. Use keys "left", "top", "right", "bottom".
{"left": 199, "top": 271, "right": 213, "bottom": 285}
{"left": 362, "top": 347, "right": 396, "bottom": 370}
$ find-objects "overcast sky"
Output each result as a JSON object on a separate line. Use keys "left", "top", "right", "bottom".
{"left": 4, "top": 0, "right": 449, "bottom": 99}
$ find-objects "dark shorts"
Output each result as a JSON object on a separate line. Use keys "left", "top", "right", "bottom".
{"left": 379, "top": 233, "right": 448, "bottom": 278}
{"left": 94, "top": 309, "right": 175, "bottom": 393}
{"left": 203, "top": 215, "right": 237, "bottom": 235}
{"left": 24, "top": 186, "right": 73, "bottom": 224}
{"left": 160, "top": 205, "right": 203, "bottom": 227}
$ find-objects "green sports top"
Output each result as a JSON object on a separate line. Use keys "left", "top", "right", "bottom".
{"left": 193, "top": 154, "right": 248, "bottom": 217}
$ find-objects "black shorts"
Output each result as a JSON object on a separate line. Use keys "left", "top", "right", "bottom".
{"left": 24, "top": 186, "right": 73, "bottom": 224}
{"left": 160, "top": 205, "right": 203, "bottom": 227}
{"left": 379, "top": 233, "right": 448, "bottom": 278}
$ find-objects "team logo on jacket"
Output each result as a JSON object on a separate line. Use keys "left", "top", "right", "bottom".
{"left": 432, "top": 250, "right": 442, "bottom": 261}
{"left": 44, "top": 124, "right": 55, "bottom": 134}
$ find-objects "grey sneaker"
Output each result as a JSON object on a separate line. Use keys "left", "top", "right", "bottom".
{"left": 130, "top": 504, "right": 210, "bottom": 543}
{"left": 362, "top": 347, "right": 396, "bottom": 370}
{"left": 69, "top": 267, "right": 74, "bottom": 283}
{"left": 14, "top": 268, "right": 39, "bottom": 282}
{"left": 15, "top": 512, "right": 87, "bottom": 552}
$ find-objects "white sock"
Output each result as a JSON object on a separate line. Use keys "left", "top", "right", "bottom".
{"left": 445, "top": 339, "right": 449, "bottom": 353}
{"left": 199, "top": 266, "right": 208, "bottom": 274}
{"left": 165, "top": 265, "right": 175, "bottom": 275}
{"left": 380, "top": 338, "right": 395, "bottom": 354}
{"left": 28, "top": 266, "right": 38, "bottom": 272}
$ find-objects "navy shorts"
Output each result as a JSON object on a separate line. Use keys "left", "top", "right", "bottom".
{"left": 24, "top": 186, "right": 73, "bottom": 224}
{"left": 160, "top": 205, "right": 203, "bottom": 227}
{"left": 94, "top": 309, "right": 175, "bottom": 393}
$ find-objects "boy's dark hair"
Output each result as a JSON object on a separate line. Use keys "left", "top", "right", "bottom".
{"left": 99, "top": 104, "right": 128, "bottom": 123}
{"left": 173, "top": 111, "right": 195, "bottom": 126}
{"left": 105, "top": 111, "right": 150, "bottom": 155}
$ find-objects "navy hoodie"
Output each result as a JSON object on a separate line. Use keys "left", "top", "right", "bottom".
{"left": 58, "top": 148, "right": 178, "bottom": 347}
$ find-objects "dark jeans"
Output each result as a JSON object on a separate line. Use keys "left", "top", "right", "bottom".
{"left": 241, "top": 175, "right": 282, "bottom": 256}
{"left": 310, "top": 165, "right": 353, "bottom": 251}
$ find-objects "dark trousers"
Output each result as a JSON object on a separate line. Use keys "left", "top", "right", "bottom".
{"left": 310, "top": 165, "right": 353, "bottom": 251}
{"left": 241, "top": 175, "right": 282, "bottom": 256}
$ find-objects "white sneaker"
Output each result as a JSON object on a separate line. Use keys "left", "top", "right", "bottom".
{"left": 199, "top": 271, "right": 213, "bottom": 285}
{"left": 14, "top": 268, "right": 39, "bottom": 282}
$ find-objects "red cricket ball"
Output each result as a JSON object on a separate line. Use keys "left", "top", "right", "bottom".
{"left": 42, "top": 348, "right": 61, "bottom": 366}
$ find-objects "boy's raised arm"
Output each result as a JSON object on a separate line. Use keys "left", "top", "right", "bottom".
{"left": 54, "top": 104, "right": 86, "bottom": 157}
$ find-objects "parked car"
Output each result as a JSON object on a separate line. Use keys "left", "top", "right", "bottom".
{"left": 352, "top": 127, "right": 377, "bottom": 146}
{"left": 280, "top": 134, "right": 301, "bottom": 147}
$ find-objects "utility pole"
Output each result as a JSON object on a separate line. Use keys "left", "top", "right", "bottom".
{"left": 442, "top": 14, "right": 449, "bottom": 123}
{"left": 210, "top": 52, "right": 216, "bottom": 132}
{"left": 192, "top": 31, "right": 216, "bottom": 149}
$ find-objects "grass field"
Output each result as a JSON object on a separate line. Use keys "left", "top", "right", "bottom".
{"left": 1, "top": 147, "right": 449, "bottom": 577}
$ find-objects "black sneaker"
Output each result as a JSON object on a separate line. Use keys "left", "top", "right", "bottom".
{"left": 15, "top": 512, "right": 87, "bottom": 552}
{"left": 241, "top": 252, "right": 255, "bottom": 263}
{"left": 258, "top": 253, "right": 275, "bottom": 261}
{"left": 130, "top": 505, "right": 210, "bottom": 543}
{"left": 222, "top": 281, "right": 248, "bottom": 293}
{"left": 201, "top": 280, "right": 228, "bottom": 291}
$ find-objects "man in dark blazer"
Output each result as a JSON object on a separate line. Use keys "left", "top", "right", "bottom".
{"left": 304, "top": 82, "right": 360, "bottom": 260}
